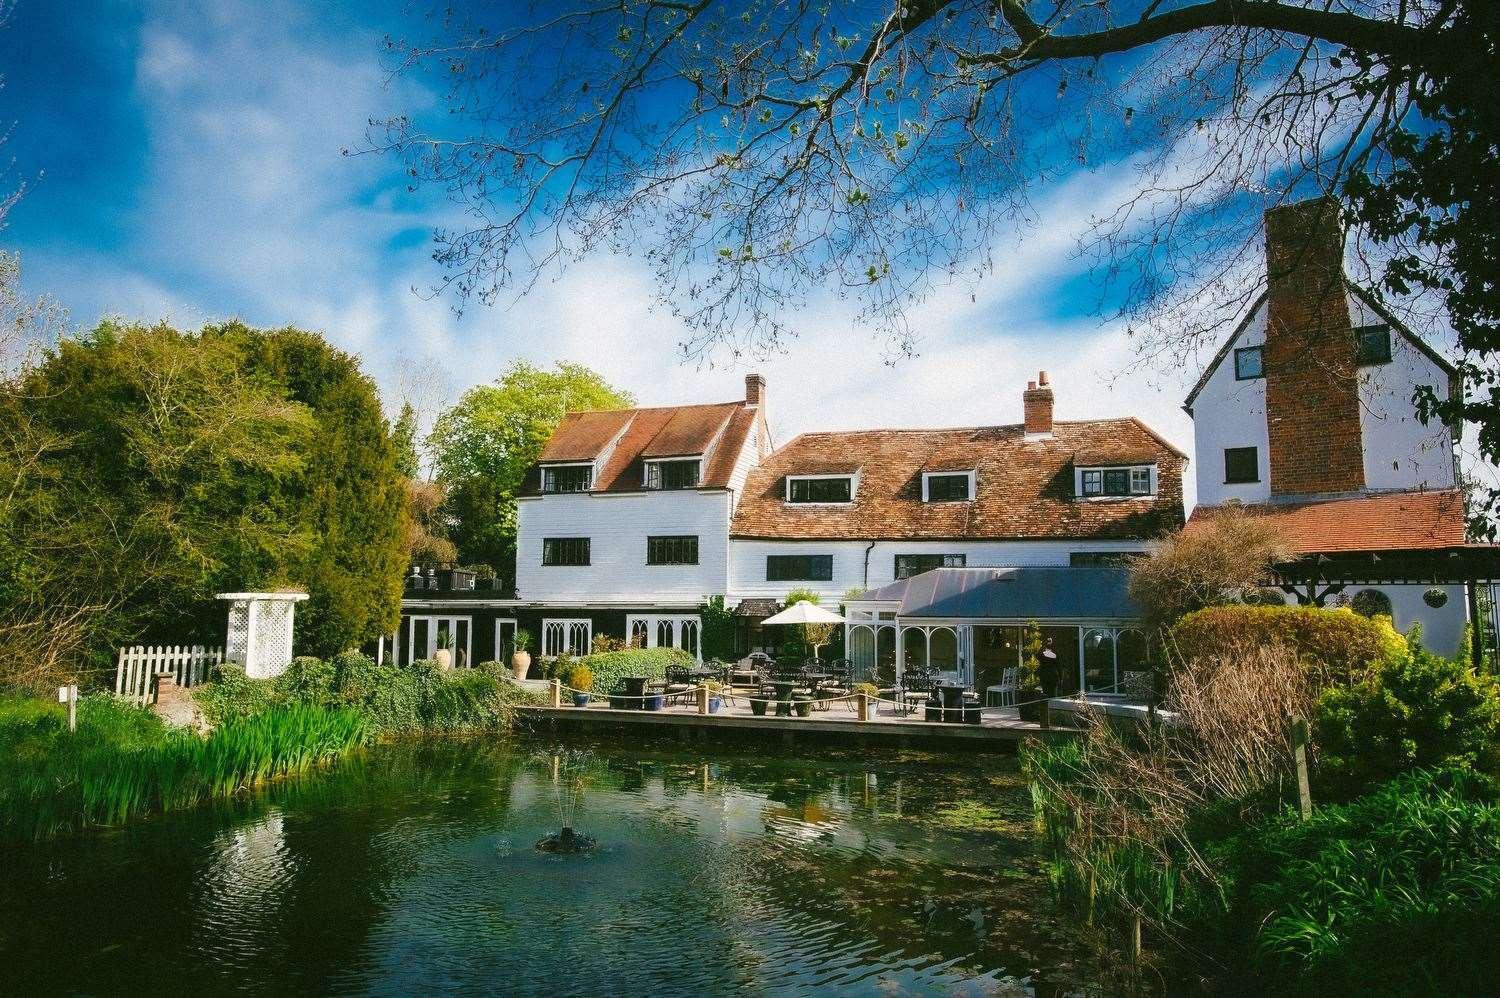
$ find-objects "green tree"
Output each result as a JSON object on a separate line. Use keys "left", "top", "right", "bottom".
{"left": 391, "top": 402, "right": 421, "bottom": 479}
{"left": 428, "top": 361, "right": 633, "bottom": 579}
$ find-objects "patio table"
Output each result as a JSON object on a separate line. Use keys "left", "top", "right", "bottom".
{"left": 770, "top": 680, "right": 797, "bottom": 717}
{"left": 801, "top": 672, "right": 833, "bottom": 709}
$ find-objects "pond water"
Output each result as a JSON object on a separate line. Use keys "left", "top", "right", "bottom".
{"left": 0, "top": 736, "right": 1110, "bottom": 995}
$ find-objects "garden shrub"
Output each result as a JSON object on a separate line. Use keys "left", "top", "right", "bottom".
{"left": 277, "top": 656, "right": 337, "bottom": 703}
{"left": 1208, "top": 767, "right": 1500, "bottom": 994}
{"left": 579, "top": 647, "right": 694, "bottom": 696}
{"left": 1315, "top": 643, "right": 1500, "bottom": 790}
{"left": 1172, "top": 604, "right": 1405, "bottom": 681}
{"left": 1349, "top": 587, "right": 1394, "bottom": 619}
{"left": 194, "top": 664, "right": 279, "bottom": 725}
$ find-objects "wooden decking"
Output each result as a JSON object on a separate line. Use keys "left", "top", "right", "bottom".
{"left": 516, "top": 696, "right": 1072, "bottom": 750}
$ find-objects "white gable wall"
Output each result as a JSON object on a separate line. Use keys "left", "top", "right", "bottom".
{"left": 1192, "top": 300, "right": 1273, "bottom": 508}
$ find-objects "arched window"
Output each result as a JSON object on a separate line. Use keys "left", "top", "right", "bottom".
{"left": 1083, "top": 628, "right": 1116, "bottom": 693}
{"left": 679, "top": 619, "right": 699, "bottom": 657}
{"left": 850, "top": 626, "right": 876, "bottom": 676}
{"left": 928, "top": 627, "right": 958, "bottom": 672}
{"left": 901, "top": 627, "right": 928, "bottom": 672}
{"left": 657, "top": 618, "right": 675, "bottom": 649}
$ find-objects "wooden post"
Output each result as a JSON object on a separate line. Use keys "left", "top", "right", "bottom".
{"left": 59, "top": 684, "right": 77, "bottom": 732}
{"left": 1131, "top": 914, "right": 1142, "bottom": 962}
{"left": 1292, "top": 718, "right": 1313, "bottom": 819}
{"left": 857, "top": 692, "right": 870, "bottom": 722}
{"left": 1040, "top": 699, "right": 1051, "bottom": 729}
{"left": 550, "top": 679, "right": 562, "bottom": 708}
{"left": 697, "top": 686, "right": 709, "bottom": 715}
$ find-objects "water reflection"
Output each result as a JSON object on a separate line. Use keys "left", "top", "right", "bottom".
{"left": 0, "top": 737, "right": 1100, "bottom": 995}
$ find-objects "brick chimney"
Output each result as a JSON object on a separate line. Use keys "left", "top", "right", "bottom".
{"left": 1023, "top": 371, "right": 1053, "bottom": 437}
{"left": 1263, "top": 197, "right": 1365, "bottom": 496}
{"left": 745, "top": 372, "right": 766, "bottom": 407}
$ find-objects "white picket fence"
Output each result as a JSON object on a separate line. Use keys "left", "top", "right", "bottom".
{"left": 115, "top": 645, "right": 224, "bottom": 704}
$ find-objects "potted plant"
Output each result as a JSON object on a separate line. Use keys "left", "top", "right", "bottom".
{"left": 750, "top": 692, "right": 769, "bottom": 716}
{"left": 793, "top": 693, "right": 814, "bottom": 718}
{"left": 511, "top": 629, "right": 533, "bottom": 680}
{"left": 434, "top": 630, "right": 454, "bottom": 670}
{"left": 643, "top": 688, "right": 666, "bottom": 711}
{"left": 704, "top": 680, "right": 724, "bottom": 714}
{"left": 1016, "top": 621, "right": 1046, "bottom": 723}
{"left": 566, "top": 664, "right": 593, "bottom": 707}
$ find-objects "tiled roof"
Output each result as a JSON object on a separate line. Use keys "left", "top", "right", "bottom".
{"left": 528, "top": 400, "right": 753, "bottom": 493}
{"left": 730, "top": 419, "right": 1186, "bottom": 541}
{"left": 1187, "top": 490, "right": 1468, "bottom": 554}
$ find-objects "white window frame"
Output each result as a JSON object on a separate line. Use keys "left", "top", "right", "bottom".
{"left": 643, "top": 457, "right": 702, "bottom": 490}
{"left": 625, "top": 614, "right": 703, "bottom": 661}
{"left": 1076, "top": 465, "right": 1156, "bottom": 500}
{"left": 540, "top": 462, "right": 594, "bottom": 494}
{"left": 493, "top": 617, "right": 519, "bottom": 663}
{"left": 542, "top": 618, "right": 592, "bottom": 658}
{"left": 405, "top": 614, "right": 473, "bottom": 667}
{"left": 785, "top": 472, "right": 857, "bottom": 505}
{"left": 921, "top": 470, "right": 975, "bottom": 503}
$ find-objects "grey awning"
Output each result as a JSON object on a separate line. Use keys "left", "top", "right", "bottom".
{"left": 862, "top": 567, "right": 1139, "bottom": 620}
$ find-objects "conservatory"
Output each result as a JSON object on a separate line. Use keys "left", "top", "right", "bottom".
{"left": 844, "top": 567, "right": 1150, "bottom": 697}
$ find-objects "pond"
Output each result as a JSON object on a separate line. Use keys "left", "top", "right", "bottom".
{"left": 0, "top": 736, "right": 1111, "bottom": 995}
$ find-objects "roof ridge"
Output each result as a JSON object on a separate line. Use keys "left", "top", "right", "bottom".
{"left": 790, "top": 416, "right": 1144, "bottom": 437}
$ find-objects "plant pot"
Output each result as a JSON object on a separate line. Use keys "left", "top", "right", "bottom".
{"left": 750, "top": 698, "right": 769, "bottom": 716}
{"left": 793, "top": 697, "right": 813, "bottom": 718}
{"left": 644, "top": 694, "right": 665, "bottom": 711}
{"left": 572, "top": 692, "right": 590, "bottom": 708}
{"left": 434, "top": 648, "right": 452, "bottom": 670}
{"left": 1018, "top": 690, "right": 1045, "bottom": 723}
{"left": 511, "top": 650, "right": 531, "bottom": 680}
{"left": 608, "top": 695, "right": 630, "bottom": 710}
{"left": 707, "top": 696, "right": 722, "bottom": 714}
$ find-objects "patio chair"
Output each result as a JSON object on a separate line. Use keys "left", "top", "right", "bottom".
{"left": 986, "top": 667, "right": 1019, "bottom": 708}
{"left": 899, "top": 669, "right": 936, "bottom": 716}
{"left": 662, "top": 665, "right": 695, "bottom": 705}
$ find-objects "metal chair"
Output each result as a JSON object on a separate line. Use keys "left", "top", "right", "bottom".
{"left": 899, "top": 669, "right": 936, "bottom": 715}
{"left": 986, "top": 666, "right": 1019, "bottom": 707}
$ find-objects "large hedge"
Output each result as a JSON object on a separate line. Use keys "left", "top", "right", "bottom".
{"left": 1171, "top": 604, "right": 1406, "bottom": 680}
{"left": 571, "top": 647, "right": 695, "bottom": 697}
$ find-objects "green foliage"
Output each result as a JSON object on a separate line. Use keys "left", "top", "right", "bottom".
{"left": 1315, "top": 644, "right": 1500, "bottom": 790}
{"left": 698, "top": 594, "right": 735, "bottom": 660}
{"left": 577, "top": 646, "right": 693, "bottom": 696}
{"left": 428, "top": 361, "right": 632, "bottom": 575}
{"left": 1019, "top": 621, "right": 1043, "bottom": 690}
{"left": 1172, "top": 604, "right": 1406, "bottom": 682}
{"left": 513, "top": 628, "right": 533, "bottom": 655}
{"left": 391, "top": 401, "right": 421, "bottom": 479}
{"left": 0, "top": 696, "right": 366, "bottom": 840}
{"left": 1213, "top": 768, "right": 1500, "bottom": 994}
{"left": 562, "top": 663, "right": 593, "bottom": 692}
{"left": 0, "top": 320, "right": 407, "bottom": 683}
{"left": 192, "top": 653, "right": 537, "bottom": 736}
{"left": 783, "top": 587, "right": 820, "bottom": 606}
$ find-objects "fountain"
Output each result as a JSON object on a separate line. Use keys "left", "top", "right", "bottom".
{"left": 534, "top": 748, "right": 600, "bottom": 854}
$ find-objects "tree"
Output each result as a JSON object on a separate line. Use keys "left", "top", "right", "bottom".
{"left": 391, "top": 402, "right": 421, "bottom": 479}
{"left": 405, "top": 478, "right": 458, "bottom": 567}
{"left": 380, "top": 3, "right": 1500, "bottom": 517}
{"left": 783, "top": 587, "right": 838, "bottom": 662}
{"left": 1129, "top": 507, "right": 1288, "bottom": 637}
{"left": 428, "top": 361, "right": 633, "bottom": 580}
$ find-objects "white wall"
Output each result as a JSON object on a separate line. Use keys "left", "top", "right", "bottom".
{"left": 516, "top": 490, "right": 731, "bottom": 603}
{"left": 1192, "top": 301, "right": 1272, "bottom": 507}
{"left": 1349, "top": 295, "right": 1457, "bottom": 492}
{"left": 727, "top": 538, "right": 1155, "bottom": 604}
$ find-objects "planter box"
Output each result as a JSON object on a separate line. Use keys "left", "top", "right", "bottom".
{"left": 608, "top": 695, "right": 631, "bottom": 710}
{"left": 643, "top": 694, "right": 665, "bottom": 711}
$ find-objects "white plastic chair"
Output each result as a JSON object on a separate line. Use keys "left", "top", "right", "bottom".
{"left": 987, "top": 666, "right": 1019, "bottom": 707}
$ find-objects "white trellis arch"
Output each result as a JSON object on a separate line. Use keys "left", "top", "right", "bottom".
{"left": 217, "top": 592, "right": 308, "bottom": 679}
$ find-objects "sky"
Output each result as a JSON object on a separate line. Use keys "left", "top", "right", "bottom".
{"left": 0, "top": 0, "right": 1218, "bottom": 506}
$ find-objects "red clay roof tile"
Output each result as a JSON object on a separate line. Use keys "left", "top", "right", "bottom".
{"left": 1187, "top": 490, "right": 1468, "bottom": 553}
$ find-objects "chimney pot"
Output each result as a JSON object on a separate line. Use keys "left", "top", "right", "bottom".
{"left": 1038, "top": 370, "right": 1049, "bottom": 387}
{"left": 1023, "top": 374, "right": 1055, "bottom": 437}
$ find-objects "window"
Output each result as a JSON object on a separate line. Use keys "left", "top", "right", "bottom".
{"left": 542, "top": 537, "right": 590, "bottom": 566}
{"left": 1224, "top": 446, "right": 1259, "bottom": 484}
{"left": 787, "top": 476, "right": 853, "bottom": 503}
{"left": 924, "top": 472, "right": 973, "bottom": 502}
{"left": 1234, "top": 346, "right": 1264, "bottom": 380}
{"left": 1070, "top": 551, "right": 1145, "bottom": 567}
{"left": 1354, "top": 323, "right": 1392, "bottom": 365}
{"left": 647, "top": 535, "right": 698, "bottom": 565}
{"left": 766, "top": 554, "right": 834, "bottom": 581}
{"left": 1080, "top": 466, "right": 1154, "bottom": 498}
{"left": 644, "top": 458, "right": 700, "bottom": 490}
{"left": 542, "top": 619, "right": 591, "bottom": 657}
{"left": 895, "top": 553, "right": 966, "bottom": 579}
{"left": 541, "top": 464, "right": 592, "bottom": 493}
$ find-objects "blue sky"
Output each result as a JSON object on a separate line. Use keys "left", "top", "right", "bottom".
{"left": 0, "top": 0, "right": 1210, "bottom": 500}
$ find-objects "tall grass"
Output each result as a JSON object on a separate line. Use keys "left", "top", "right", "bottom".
{"left": 0, "top": 698, "right": 366, "bottom": 841}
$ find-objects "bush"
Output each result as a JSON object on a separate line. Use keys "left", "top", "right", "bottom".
{"left": 1211, "top": 768, "right": 1500, "bottom": 993}
{"left": 1315, "top": 643, "right": 1500, "bottom": 790}
{"left": 1172, "top": 604, "right": 1405, "bottom": 682}
{"left": 1128, "top": 508, "right": 1288, "bottom": 632}
{"left": 563, "top": 663, "right": 593, "bottom": 692}
{"left": 579, "top": 647, "right": 694, "bottom": 696}
{"left": 278, "top": 656, "right": 337, "bottom": 702}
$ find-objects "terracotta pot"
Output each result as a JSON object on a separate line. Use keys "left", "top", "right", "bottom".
{"left": 511, "top": 650, "right": 532, "bottom": 680}
{"left": 434, "top": 648, "right": 452, "bottom": 670}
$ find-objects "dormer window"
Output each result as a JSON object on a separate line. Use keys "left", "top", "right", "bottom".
{"left": 644, "top": 458, "right": 700, "bottom": 490}
{"left": 1078, "top": 465, "right": 1155, "bottom": 498}
{"left": 787, "top": 475, "right": 854, "bottom": 504}
{"left": 923, "top": 471, "right": 974, "bottom": 503}
{"left": 541, "top": 463, "right": 593, "bottom": 493}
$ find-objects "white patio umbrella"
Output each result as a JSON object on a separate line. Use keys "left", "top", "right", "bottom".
{"left": 760, "top": 602, "right": 845, "bottom": 626}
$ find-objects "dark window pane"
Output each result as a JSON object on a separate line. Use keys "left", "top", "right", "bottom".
{"left": 646, "top": 459, "right": 700, "bottom": 490}
{"left": 788, "top": 477, "right": 852, "bottom": 503}
{"left": 925, "top": 473, "right": 971, "bottom": 502}
{"left": 766, "top": 554, "right": 834, "bottom": 581}
{"left": 1070, "top": 551, "right": 1145, "bottom": 567}
{"left": 542, "top": 465, "right": 592, "bottom": 493}
{"left": 1224, "top": 447, "right": 1259, "bottom": 484}
{"left": 542, "top": 537, "right": 590, "bottom": 566}
{"left": 647, "top": 535, "right": 699, "bottom": 565}
{"left": 1354, "top": 324, "right": 1392, "bottom": 365}
{"left": 895, "top": 553, "right": 966, "bottom": 579}
{"left": 1103, "top": 469, "right": 1129, "bottom": 496}
{"left": 1234, "top": 346, "right": 1264, "bottom": 380}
